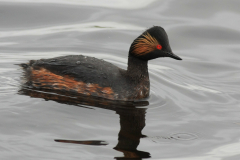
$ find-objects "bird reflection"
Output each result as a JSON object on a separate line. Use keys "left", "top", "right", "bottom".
{"left": 19, "top": 87, "right": 151, "bottom": 159}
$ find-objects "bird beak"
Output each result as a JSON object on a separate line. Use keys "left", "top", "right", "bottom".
{"left": 166, "top": 52, "right": 182, "bottom": 60}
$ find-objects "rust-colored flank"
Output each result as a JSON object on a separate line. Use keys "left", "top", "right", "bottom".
{"left": 31, "top": 68, "right": 114, "bottom": 99}
{"left": 132, "top": 32, "right": 159, "bottom": 56}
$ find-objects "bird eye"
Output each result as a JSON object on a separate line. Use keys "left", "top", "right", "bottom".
{"left": 156, "top": 44, "right": 162, "bottom": 50}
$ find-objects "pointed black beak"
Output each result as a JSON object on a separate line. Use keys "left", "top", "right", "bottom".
{"left": 166, "top": 52, "right": 182, "bottom": 60}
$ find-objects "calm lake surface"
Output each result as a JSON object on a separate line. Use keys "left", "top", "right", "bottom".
{"left": 1, "top": 0, "right": 240, "bottom": 159}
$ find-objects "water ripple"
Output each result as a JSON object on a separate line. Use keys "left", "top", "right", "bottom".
{"left": 0, "top": 22, "right": 144, "bottom": 38}
{"left": 0, "top": 0, "right": 157, "bottom": 9}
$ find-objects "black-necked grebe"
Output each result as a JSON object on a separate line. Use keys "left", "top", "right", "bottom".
{"left": 20, "top": 26, "right": 182, "bottom": 101}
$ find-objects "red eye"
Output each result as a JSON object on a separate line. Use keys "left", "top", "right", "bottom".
{"left": 156, "top": 44, "right": 162, "bottom": 50}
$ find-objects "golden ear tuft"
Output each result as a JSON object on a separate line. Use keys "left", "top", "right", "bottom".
{"left": 131, "top": 32, "right": 159, "bottom": 56}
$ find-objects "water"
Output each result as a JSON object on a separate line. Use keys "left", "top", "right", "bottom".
{"left": 1, "top": 0, "right": 240, "bottom": 159}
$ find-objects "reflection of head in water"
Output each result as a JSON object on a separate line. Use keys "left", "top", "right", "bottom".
{"left": 114, "top": 107, "right": 150, "bottom": 159}
{"left": 19, "top": 87, "right": 151, "bottom": 159}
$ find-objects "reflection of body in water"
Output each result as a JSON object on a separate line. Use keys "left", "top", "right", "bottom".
{"left": 19, "top": 87, "right": 150, "bottom": 159}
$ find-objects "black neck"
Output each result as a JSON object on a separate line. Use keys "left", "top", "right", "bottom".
{"left": 127, "top": 55, "right": 149, "bottom": 80}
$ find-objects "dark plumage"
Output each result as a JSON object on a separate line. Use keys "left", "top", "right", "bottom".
{"left": 20, "top": 26, "right": 182, "bottom": 101}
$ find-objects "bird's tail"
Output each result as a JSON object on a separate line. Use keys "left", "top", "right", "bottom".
{"left": 15, "top": 63, "right": 30, "bottom": 69}
{"left": 15, "top": 60, "right": 36, "bottom": 70}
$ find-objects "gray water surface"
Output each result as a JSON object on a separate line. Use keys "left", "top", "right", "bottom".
{"left": 0, "top": 0, "right": 240, "bottom": 159}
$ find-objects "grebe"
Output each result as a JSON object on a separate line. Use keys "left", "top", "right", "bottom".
{"left": 20, "top": 26, "right": 182, "bottom": 101}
